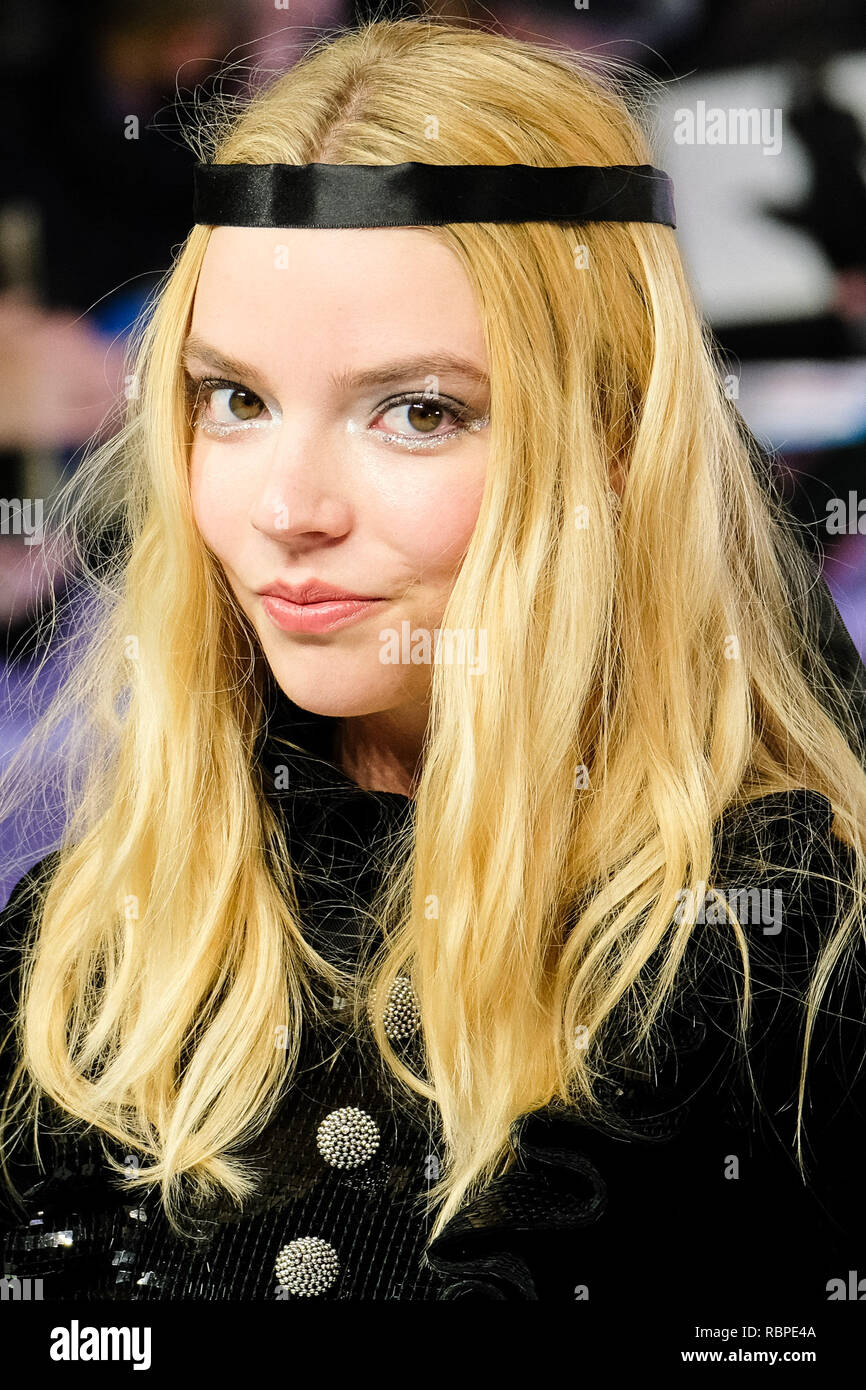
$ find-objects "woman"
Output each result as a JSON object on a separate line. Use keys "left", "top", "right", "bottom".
{"left": 2, "top": 18, "right": 866, "bottom": 1307}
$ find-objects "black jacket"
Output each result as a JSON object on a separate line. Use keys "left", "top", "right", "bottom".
{"left": 2, "top": 687, "right": 866, "bottom": 1310}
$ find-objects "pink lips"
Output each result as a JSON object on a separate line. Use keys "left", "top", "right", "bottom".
{"left": 262, "top": 594, "right": 386, "bottom": 634}
{"left": 258, "top": 580, "right": 386, "bottom": 634}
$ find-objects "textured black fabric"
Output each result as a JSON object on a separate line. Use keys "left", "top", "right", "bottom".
{"left": 192, "top": 161, "right": 677, "bottom": 230}
{"left": 2, "top": 695, "right": 866, "bottom": 1305}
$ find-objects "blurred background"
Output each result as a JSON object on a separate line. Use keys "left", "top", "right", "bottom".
{"left": 2, "top": 0, "right": 866, "bottom": 893}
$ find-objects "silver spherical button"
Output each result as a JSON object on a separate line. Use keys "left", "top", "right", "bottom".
{"left": 274, "top": 1237, "right": 340, "bottom": 1297}
{"left": 383, "top": 974, "right": 421, "bottom": 1041}
{"left": 316, "top": 1107, "right": 380, "bottom": 1169}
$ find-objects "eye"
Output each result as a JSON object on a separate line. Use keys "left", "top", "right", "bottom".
{"left": 184, "top": 374, "right": 270, "bottom": 437}
{"left": 370, "top": 391, "right": 488, "bottom": 451}
{"left": 182, "top": 372, "right": 489, "bottom": 450}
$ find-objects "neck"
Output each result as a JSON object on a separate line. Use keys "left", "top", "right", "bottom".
{"left": 332, "top": 706, "right": 427, "bottom": 798}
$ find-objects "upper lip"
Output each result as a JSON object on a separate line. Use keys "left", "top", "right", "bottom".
{"left": 259, "top": 579, "right": 383, "bottom": 604}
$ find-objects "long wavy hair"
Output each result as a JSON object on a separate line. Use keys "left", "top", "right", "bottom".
{"left": 3, "top": 17, "right": 866, "bottom": 1245}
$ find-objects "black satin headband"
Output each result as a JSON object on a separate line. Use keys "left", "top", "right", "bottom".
{"left": 192, "top": 161, "right": 676, "bottom": 230}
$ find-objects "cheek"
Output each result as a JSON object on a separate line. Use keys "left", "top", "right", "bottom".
{"left": 373, "top": 459, "right": 488, "bottom": 576}
{"left": 188, "top": 444, "right": 249, "bottom": 562}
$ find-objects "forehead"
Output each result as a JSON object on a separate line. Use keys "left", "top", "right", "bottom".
{"left": 189, "top": 226, "right": 486, "bottom": 363}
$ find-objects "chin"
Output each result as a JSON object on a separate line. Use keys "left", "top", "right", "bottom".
{"left": 267, "top": 659, "right": 420, "bottom": 721}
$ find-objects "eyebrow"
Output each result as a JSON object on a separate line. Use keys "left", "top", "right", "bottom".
{"left": 181, "top": 335, "right": 489, "bottom": 394}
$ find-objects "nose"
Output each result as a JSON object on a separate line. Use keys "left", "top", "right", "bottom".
{"left": 250, "top": 423, "right": 353, "bottom": 544}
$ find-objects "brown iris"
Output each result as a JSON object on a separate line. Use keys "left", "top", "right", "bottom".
{"left": 406, "top": 401, "right": 443, "bottom": 433}
{"left": 225, "top": 388, "right": 263, "bottom": 421}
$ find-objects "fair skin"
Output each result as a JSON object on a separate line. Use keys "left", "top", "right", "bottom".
{"left": 187, "top": 226, "right": 491, "bottom": 796}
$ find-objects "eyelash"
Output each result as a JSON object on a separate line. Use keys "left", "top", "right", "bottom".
{"left": 183, "top": 373, "right": 489, "bottom": 451}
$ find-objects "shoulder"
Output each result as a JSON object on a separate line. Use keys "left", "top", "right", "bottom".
{"left": 658, "top": 789, "right": 856, "bottom": 1053}
{"left": 693, "top": 789, "right": 866, "bottom": 1174}
{"left": 687, "top": 786, "right": 861, "bottom": 1022}
{"left": 0, "top": 850, "right": 62, "bottom": 1024}
{"left": 626, "top": 788, "right": 865, "bottom": 1153}
{"left": 696, "top": 788, "right": 856, "bottom": 992}
{"left": 1, "top": 849, "right": 62, "bottom": 944}
{"left": 712, "top": 786, "right": 843, "bottom": 878}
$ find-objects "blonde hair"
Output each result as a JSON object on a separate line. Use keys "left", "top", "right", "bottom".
{"left": 3, "top": 17, "right": 866, "bottom": 1246}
